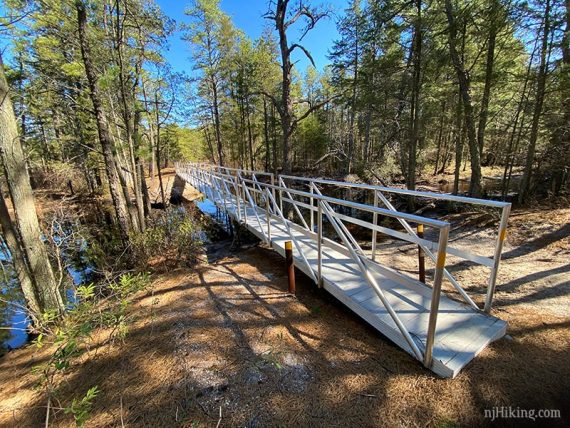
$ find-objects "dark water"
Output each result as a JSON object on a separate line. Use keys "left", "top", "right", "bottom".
{"left": 0, "top": 236, "right": 95, "bottom": 353}
{"left": 195, "top": 197, "right": 233, "bottom": 235}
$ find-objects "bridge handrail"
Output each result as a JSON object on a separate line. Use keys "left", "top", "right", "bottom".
{"left": 279, "top": 174, "right": 510, "bottom": 208}
{"left": 176, "top": 163, "right": 510, "bottom": 313}
{"left": 206, "top": 170, "right": 450, "bottom": 229}
{"left": 179, "top": 163, "right": 452, "bottom": 369}
{"left": 274, "top": 171, "right": 510, "bottom": 313}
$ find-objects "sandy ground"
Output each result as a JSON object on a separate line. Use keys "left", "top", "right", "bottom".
{"left": 0, "top": 172, "right": 568, "bottom": 427}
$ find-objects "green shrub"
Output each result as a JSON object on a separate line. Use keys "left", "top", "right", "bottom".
{"left": 33, "top": 272, "right": 150, "bottom": 426}
{"left": 129, "top": 208, "right": 203, "bottom": 270}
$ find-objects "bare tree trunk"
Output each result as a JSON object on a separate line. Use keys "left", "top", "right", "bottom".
{"left": 550, "top": 0, "right": 570, "bottom": 194}
{"left": 76, "top": 0, "right": 132, "bottom": 242}
{"left": 407, "top": 0, "right": 422, "bottom": 191}
{"left": 155, "top": 92, "right": 166, "bottom": 206}
{"left": 445, "top": 0, "right": 483, "bottom": 197}
{"left": 140, "top": 78, "right": 156, "bottom": 183}
{"left": 134, "top": 110, "right": 151, "bottom": 217}
{"left": 477, "top": 0, "right": 500, "bottom": 156}
{"left": 363, "top": 107, "right": 372, "bottom": 160}
{"left": 453, "top": 97, "right": 463, "bottom": 194}
{"left": 519, "top": 0, "right": 551, "bottom": 203}
{"left": 247, "top": 109, "right": 254, "bottom": 171}
{"left": 271, "top": 104, "right": 278, "bottom": 175}
{"left": 346, "top": 18, "right": 359, "bottom": 175}
{"left": 434, "top": 100, "right": 447, "bottom": 175}
{"left": 114, "top": 0, "right": 144, "bottom": 232}
{"left": 211, "top": 78, "right": 224, "bottom": 166}
{"left": 274, "top": 0, "right": 300, "bottom": 174}
{"left": 203, "top": 126, "right": 216, "bottom": 163}
{"left": 0, "top": 54, "right": 63, "bottom": 313}
{"left": 501, "top": 41, "right": 536, "bottom": 198}
{"left": 0, "top": 195, "right": 40, "bottom": 316}
{"left": 263, "top": 98, "right": 270, "bottom": 171}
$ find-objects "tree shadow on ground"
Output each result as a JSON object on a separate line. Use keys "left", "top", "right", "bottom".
{"left": 3, "top": 245, "right": 568, "bottom": 427}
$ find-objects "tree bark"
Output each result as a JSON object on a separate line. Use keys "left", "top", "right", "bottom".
{"left": 114, "top": 0, "right": 144, "bottom": 231}
{"left": 155, "top": 92, "right": 166, "bottom": 206}
{"left": 519, "top": 0, "right": 551, "bottom": 203}
{"left": 76, "top": 0, "right": 132, "bottom": 242}
{"left": 263, "top": 97, "right": 270, "bottom": 171}
{"left": 453, "top": 96, "right": 464, "bottom": 194}
{"left": 550, "top": 0, "right": 570, "bottom": 194}
{"left": 445, "top": 0, "right": 483, "bottom": 197}
{"left": 0, "top": 54, "right": 63, "bottom": 313}
{"left": 211, "top": 78, "right": 224, "bottom": 166}
{"left": 407, "top": 0, "right": 422, "bottom": 191}
{"left": 477, "top": 0, "right": 499, "bottom": 156}
{"left": 276, "top": 0, "right": 294, "bottom": 173}
{"left": 0, "top": 194, "right": 40, "bottom": 316}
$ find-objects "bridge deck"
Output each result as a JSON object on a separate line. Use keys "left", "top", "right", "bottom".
{"left": 204, "top": 192, "right": 506, "bottom": 378}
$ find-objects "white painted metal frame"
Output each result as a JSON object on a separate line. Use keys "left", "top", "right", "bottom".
{"left": 175, "top": 162, "right": 509, "bottom": 371}
{"left": 277, "top": 173, "right": 511, "bottom": 313}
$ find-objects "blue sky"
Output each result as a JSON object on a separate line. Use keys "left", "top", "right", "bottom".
{"left": 156, "top": 0, "right": 347, "bottom": 75}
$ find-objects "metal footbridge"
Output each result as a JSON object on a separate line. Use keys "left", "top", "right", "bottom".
{"left": 176, "top": 163, "right": 511, "bottom": 378}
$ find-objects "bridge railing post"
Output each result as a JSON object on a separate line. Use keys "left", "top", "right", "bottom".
{"left": 423, "top": 225, "right": 449, "bottom": 369}
{"left": 238, "top": 173, "right": 247, "bottom": 224}
{"left": 271, "top": 174, "right": 276, "bottom": 209}
{"left": 317, "top": 200, "right": 323, "bottom": 288}
{"left": 310, "top": 182, "right": 315, "bottom": 232}
{"left": 233, "top": 178, "right": 241, "bottom": 222}
{"left": 372, "top": 190, "right": 379, "bottom": 261}
{"left": 484, "top": 203, "right": 511, "bottom": 313}
{"left": 266, "top": 190, "right": 271, "bottom": 244}
{"left": 278, "top": 178, "right": 283, "bottom": 214}
{"left": 220, "top": 177, "right": 227, "bottom": 213}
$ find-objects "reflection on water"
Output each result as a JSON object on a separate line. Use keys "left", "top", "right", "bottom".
{"left": 196, "top": 197, "right": 233, "bottom": 235}
{"left": 0, "top": 233, "right": 95, "bottom": 353}
{"left": 0, "top": 240, "right": 27, "bottom": 351}
{"left": 0, "top": 278, "right": 27, "bottom": 351}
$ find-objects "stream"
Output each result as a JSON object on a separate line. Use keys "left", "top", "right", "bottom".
{"left": 0, "top": 235, "right": 95, "bottom": 353}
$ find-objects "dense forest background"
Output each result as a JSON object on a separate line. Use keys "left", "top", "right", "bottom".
{"left": 0, "top": 0, "right": 568, "bottom": 315}
{"left": 1, "top": 0, "right": 568, "bottom": 206}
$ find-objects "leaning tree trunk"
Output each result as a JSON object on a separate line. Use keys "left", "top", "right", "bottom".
{"left": 76, "top": 0, "right": 132, "bottom": 242}
{"left": 0, "top": 195, "right": 40, "bottom": 317}
{"left": 0, "top": 54, "right": 63, "bottom": 314}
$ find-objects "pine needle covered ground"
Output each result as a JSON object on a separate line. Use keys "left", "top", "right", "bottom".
{"left": 0, "top": 203, "right": 568, "bottom": 426}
